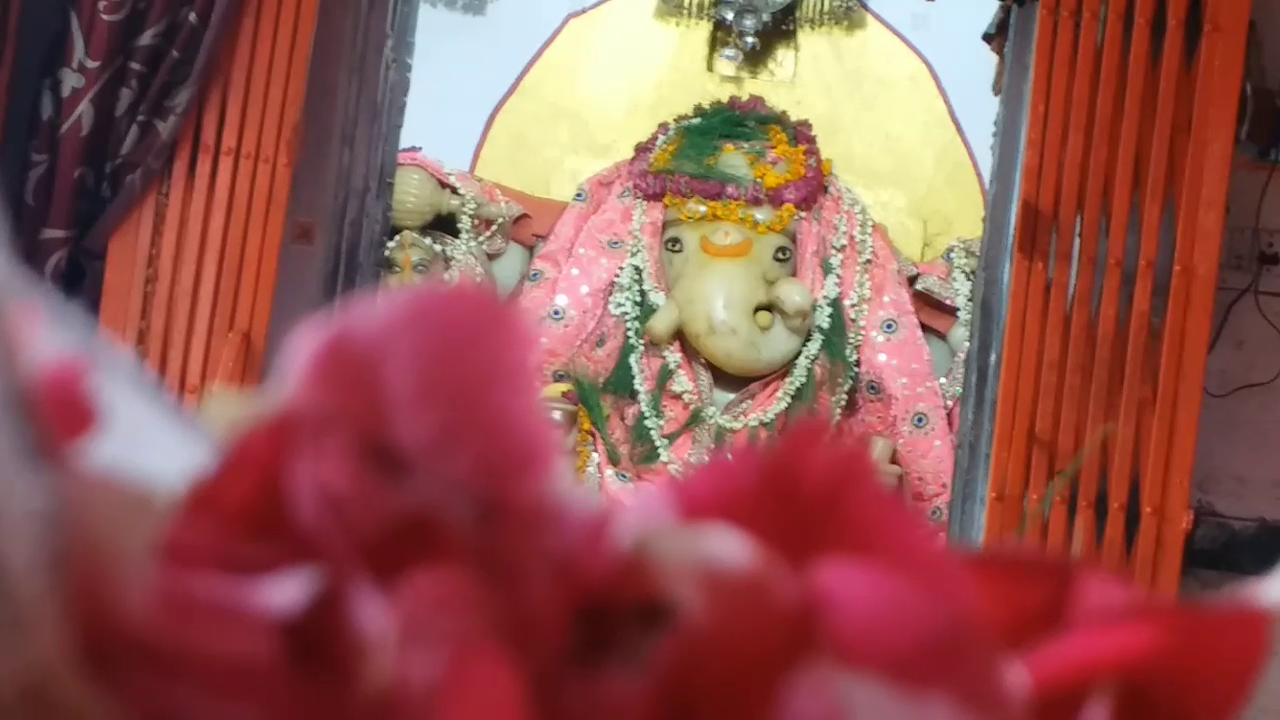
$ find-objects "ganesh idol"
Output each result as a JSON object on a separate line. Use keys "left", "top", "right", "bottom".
{"left": 516, "top": 97, "right": 954, "bottom": 525}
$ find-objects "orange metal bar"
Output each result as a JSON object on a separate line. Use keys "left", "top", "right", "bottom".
{"left": 1063, "top": 0, "right": 1130, "bottom": 560}
{"left": 985, "top": 0, "right": 1061, "bottom": 544}
{"left": 122, "top": 182, "right": 162, "bottom": 352}
{"left": 99, "top": 0, "right": 319, "bottom": 412}
{"left": 1034, "top": 0, "right": 1103, "bottom": 551}
{"left": 1079, "top": 0, "right": 1155, "bottom": 570}
{"left": 216, "top": 331, "right": 249, "bottom": 384}
{"left": 218, "top": 0, "right": 313, "bottom": 386}
{"left": 999, "top": 0, "right": 1081, "bottom": 544}
{"left": 242, "top": 0, "right": 321, "bottom": 383}
{"left": 144, "top": 120, "right": 198, "bottom": 385}
{"left": 1132, "top": 11, "right": 1202, "bottom": 590}
{"left": 163, "top": 72, "right": 229, "bottom": 402}
{"left": 99, "top": 200, "right": 145, "bottom": 343}
{"left": 201, "top": 0, "right": 278, "bottom": 391}
{"left": 183, "top": 0, "right": 266, "bottom": 403}
{"left": 1153, "top": 0, "right": 1254, "bottom": 594}
{"left": 1103, "top": 0, "right": 1188, "bottom": 573}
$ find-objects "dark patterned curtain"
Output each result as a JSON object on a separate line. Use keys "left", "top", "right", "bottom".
{"left": 11, "top": 0, "right": 240, "bottom": 304}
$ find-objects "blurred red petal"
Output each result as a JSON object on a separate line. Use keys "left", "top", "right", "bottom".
{"left": 380, "top": 566, "right": 493, "bottom": 701}
{"left": 805, "top": 558, "right": 1016, "bottom": 719}
{"left": 775, "top": 661, "right": 849, "bottom": 720}
{"left": 27, "top": 358, "right": 94, "bottom": 450}
{"left": 91, "top": 568, "right": 331, "bottom": 719}
{"left": 1020, "top": 603, "right": 1271, "bottom": 720}
{"left": 777, "top": 658, "right": 998, "bottom": 720}
{"left": 269, "top": 286, "right": 595, "bottom": 670}
{"left": 674, "top": 424, "right": 960, "bottom": 591}
{"left": 636, "top": 521, "right": 807, "bottom": 720}
{"left": 278, "top": 286, "right": 557, "bottom": 512}
{"left": 959, "top": 554, "right": 1147, "bottom": 650}
{"left": 163, "top": 414, "right": 304, "bottom": 573}
{"left": 425, "top": 641, "right": 535, "bottom": 720}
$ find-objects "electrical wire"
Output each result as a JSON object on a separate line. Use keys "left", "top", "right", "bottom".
{"left": 1204, "top": 159, "right": 1280, "bottom": 398}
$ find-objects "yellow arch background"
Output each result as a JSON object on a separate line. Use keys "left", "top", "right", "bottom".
{"left": 472, "top": 0, "right": 984, "bottom": 261}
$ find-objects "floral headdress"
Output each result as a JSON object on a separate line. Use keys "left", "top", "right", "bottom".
{"left": 629, "top": 96, "right": 832, "bottom": 235}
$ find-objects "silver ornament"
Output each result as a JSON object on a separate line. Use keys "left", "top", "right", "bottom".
{"left": 717, "top": 45, "right": 745, "bottom": 64}
{"left": 750, "top": 0, "right": 793, "bottom": 13}
{"left": 733, "top": 9, "right": 762, "bottom": 33}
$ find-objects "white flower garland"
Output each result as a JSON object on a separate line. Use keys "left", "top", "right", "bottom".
{"left": 605, "top": 181, "right": 875, "bottom": 473}
{"left": 940, "top": 241, "right": 976, "bottom": 408}
{"left": 437, "top": 171, "right": 522, "bottom": 282}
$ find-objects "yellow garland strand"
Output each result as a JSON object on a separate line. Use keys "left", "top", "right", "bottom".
{"left": 748, "top": 126, "right": 808, "bottom": 190}
{"left": 662, "top": 194, "right": 798, "bottom": 235}
{"left": 649, "top": 125, "right": 831, "bottom": 234}
{"left": 574, "top": 406, "right": 594, "bottom": 478}
{"left": 649, "top": 134, "right": 680, "bottom": 171}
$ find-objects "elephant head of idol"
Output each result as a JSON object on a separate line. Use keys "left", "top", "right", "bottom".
{"left": 630, "top": 96, "right": 831, "bottom": 379}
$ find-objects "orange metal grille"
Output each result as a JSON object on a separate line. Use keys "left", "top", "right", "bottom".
{"left": 98, "top": 0, "right": 320, "bottom": 402}
{"left": 985, "top": 0, "right": 1253, "bottom": 595}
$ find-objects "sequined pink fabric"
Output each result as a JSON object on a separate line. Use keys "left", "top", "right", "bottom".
{"left": 514, "top": 162, "right": 954, "bottom": 525}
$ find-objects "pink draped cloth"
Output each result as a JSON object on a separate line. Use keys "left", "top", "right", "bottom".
{"left": 911, "top": 241, "right": 978, "bottom": 433}
{"left": 515, "top": 162, "right": 954, "bottom": 525}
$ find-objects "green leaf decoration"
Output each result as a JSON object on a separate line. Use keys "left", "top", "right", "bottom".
{"left": 600, "top": 348, "right": 638, "bottom": 400}
{"left": 660, "top": 103, "right": 789, "bottom": 183}
{"left": 631, "top": 419, "right": 660, "bottom": 467}
{"left": 570, "top": 375, "right": 623, "bottom": 467}
{"left": 653, "top": 362, "right": 674, "bottom": 399}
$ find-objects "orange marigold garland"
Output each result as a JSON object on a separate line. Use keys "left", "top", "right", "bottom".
{"left": 574, "top": 405, "right": 593, "bottom": 478}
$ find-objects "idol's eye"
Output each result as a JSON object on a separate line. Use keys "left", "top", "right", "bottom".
{"left": 663, "top": 236, "right": 684, "bottom": 253}
{"left": 383, "top": 259, "right": 402, "bottom": 273}
{"left": 412, "top": 260, "right": 433, "bottom": 274}
{"left": 772, "top": 246, "right": 794, "bottom": 263}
